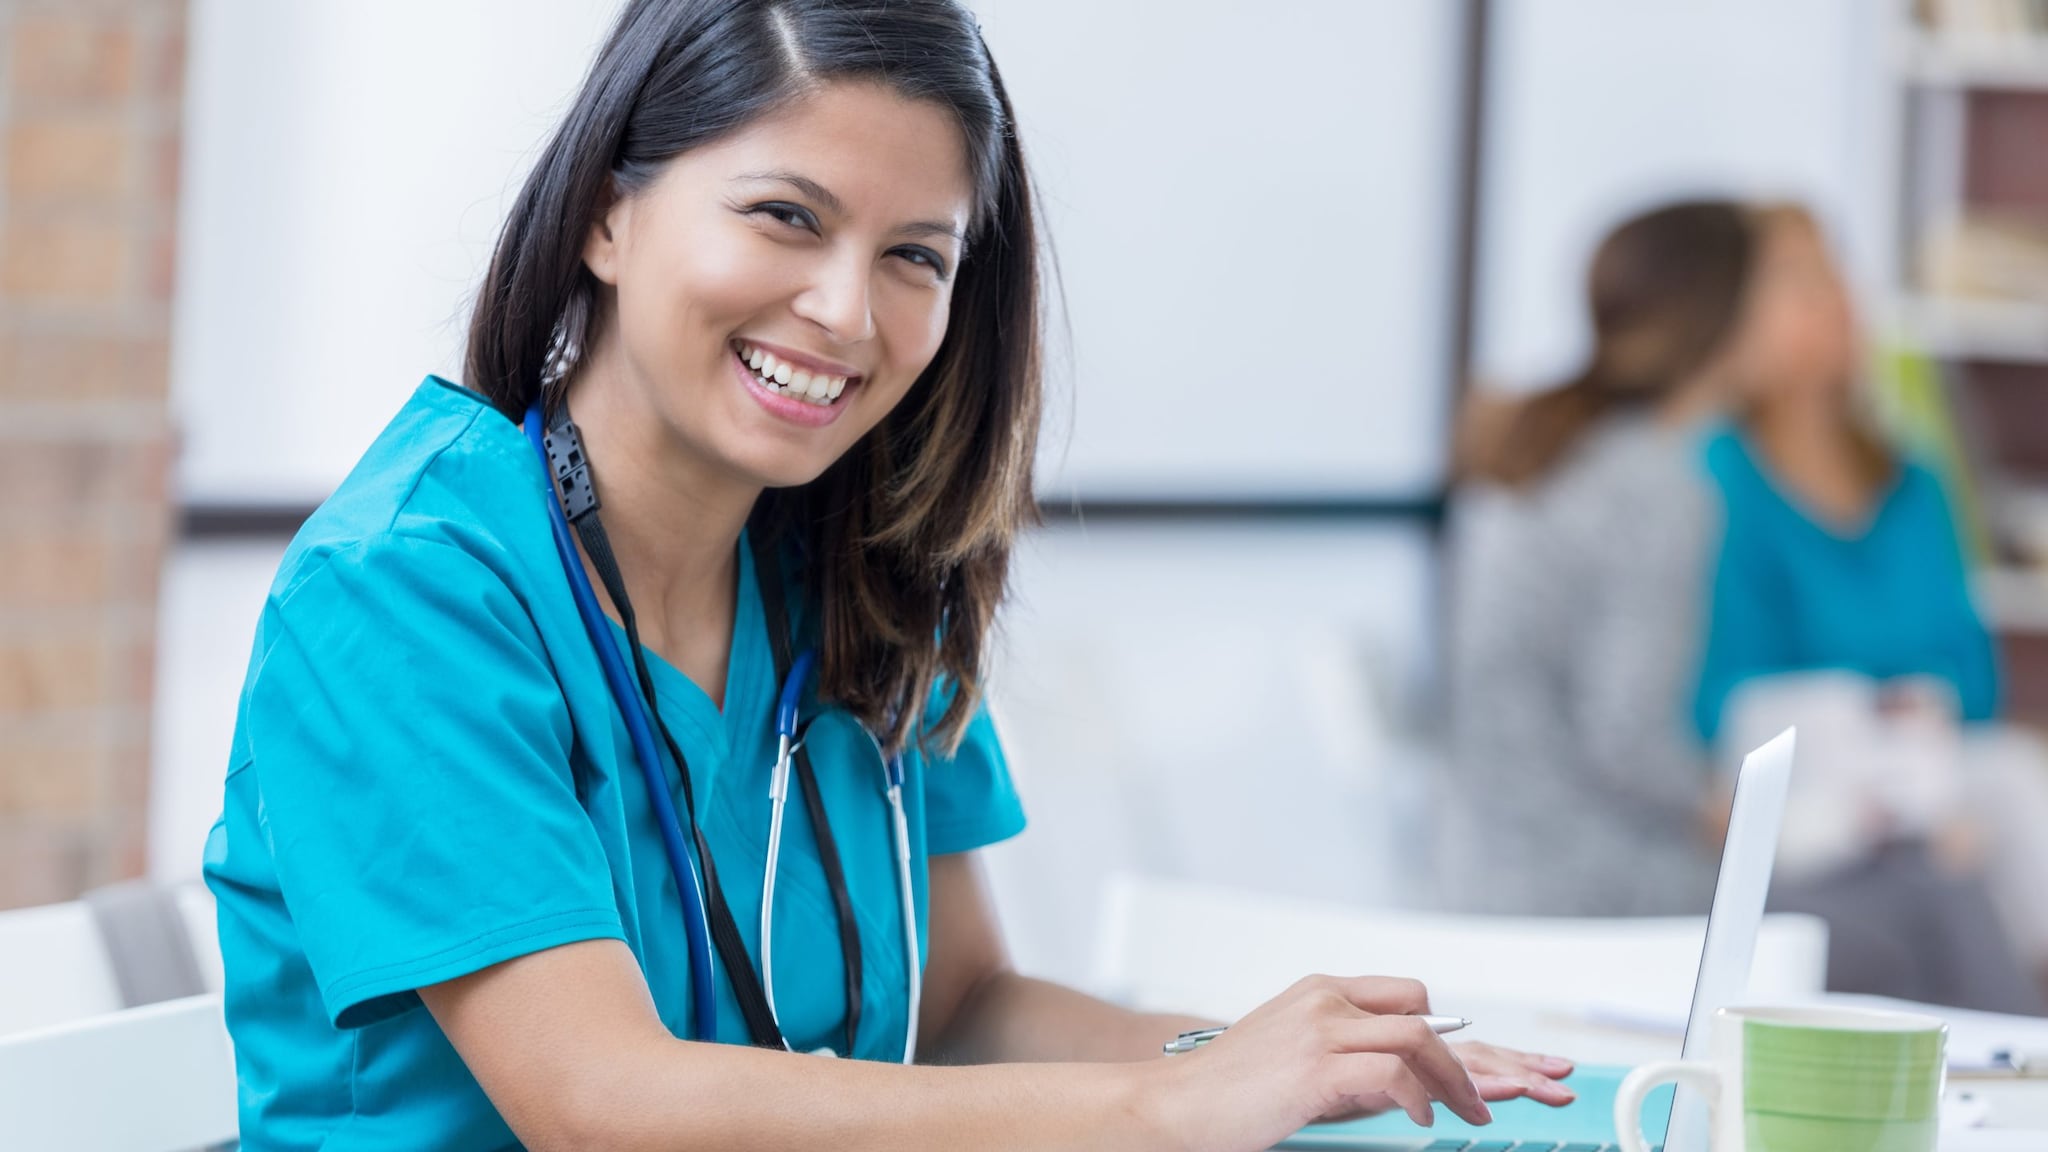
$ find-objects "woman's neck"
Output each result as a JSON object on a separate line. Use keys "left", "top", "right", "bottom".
{"left": 1655, "top": 370, "right": 1725, "bottom": 429}
{"left": 1748, "top": 389, "right": 1878, "bottom": 529}
{"left": 562, "top": 357, "right": 761, "bottom": 703}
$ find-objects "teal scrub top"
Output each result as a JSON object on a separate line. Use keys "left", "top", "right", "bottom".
{"left": 202, "top": 377, "right": 1027, "bottom": 1150}
{"left": 1693, "top": 426, "right": 2001, "bottom": 743}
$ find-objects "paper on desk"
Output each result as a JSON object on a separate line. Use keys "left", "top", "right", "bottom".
{"left": 1941, "top": 1130, "right": 2048, "bottom": 1150}
{"left": 1580, "top": 993, "right": 2048, "bottom": 1071}
{"left": 1817, "top": 993, "right": 2048, "bottom": 1070}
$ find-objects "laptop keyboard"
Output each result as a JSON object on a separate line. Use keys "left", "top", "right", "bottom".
{"left": 1418, "top": 1142, "right": 1657, "bottom": 1152}
{"left": 1425, "top": 1131, "right": 1662, "bottom": 1139}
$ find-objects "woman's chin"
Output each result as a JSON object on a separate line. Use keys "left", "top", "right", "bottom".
{"left": 733, "top": 453, "right": 841, "bottom": 495}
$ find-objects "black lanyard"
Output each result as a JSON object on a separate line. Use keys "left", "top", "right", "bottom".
{"left": 546, "top": 405, "right": 862, "bottom": 1055}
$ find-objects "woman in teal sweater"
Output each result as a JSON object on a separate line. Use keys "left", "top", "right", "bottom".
{"left": 1693, "top": 434, "right": 1999, "bottom": 745}
{"left": 1693, "top": 208, "right": 2043, "bottom": 1013}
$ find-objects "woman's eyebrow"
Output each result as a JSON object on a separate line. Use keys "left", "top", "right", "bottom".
{"left": 737, "top": 169, "right": 845, "bottom": 215}
{"left": 897, "top": 219, "right": 965, "bottom": 243}
{"left": 736, "top": 169, "right": 964, "bottom": 243}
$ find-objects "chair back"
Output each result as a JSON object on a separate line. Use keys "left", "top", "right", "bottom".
{"left": 0, "top": 900, "right": 123, "bottom": 1036}
{"left": 1092, "top": 872, "right": 1828, "bottom": 1021}
{"left": 0, "top": 993, "right": 238, "bottom": 1151}
{"left": 0, "top": 884, "right": 224, "bottom": 1038}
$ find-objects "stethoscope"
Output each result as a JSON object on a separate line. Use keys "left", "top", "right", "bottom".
{"left": 523, "top": 399, "right": 921, "bottom": 1063}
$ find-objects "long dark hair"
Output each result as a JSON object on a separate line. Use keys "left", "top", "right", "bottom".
{"left": 466, "top": 0, "right": 1041, "bottom": 755}
{"left": 1463, "top": 200, "right": 1756, "bottom": 486}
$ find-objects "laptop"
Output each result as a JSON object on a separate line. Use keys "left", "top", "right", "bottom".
{"left": 1276, "top": 728, "right": 1798, "bottom": 1152}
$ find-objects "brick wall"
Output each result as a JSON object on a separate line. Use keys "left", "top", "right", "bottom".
{"left": 0, "top": 0, "right": 185, "bottom": 910}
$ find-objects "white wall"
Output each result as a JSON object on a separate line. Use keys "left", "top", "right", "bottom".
{"left": 1474, "top": 0, "right": 1898, "bottom": 392}
{"left": 171, "top": 0, "right": 623, "bottom": 503}
{"left": 149, "top": 539, "right": 286, "bottom": 881}
{"left": 983, "top": 521, "right": 1440, "bottom": 986}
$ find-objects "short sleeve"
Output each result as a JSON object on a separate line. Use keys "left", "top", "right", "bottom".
{"left": 246, "top": 535, "right": 623, "bottom": 1028}
{"left": 918, "top": 686, "right": 1026, "bottom": 856}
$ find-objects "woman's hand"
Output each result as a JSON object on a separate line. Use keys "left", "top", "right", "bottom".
{"left": 1136, "top": 975, "right": 1576, "bottom": 1152}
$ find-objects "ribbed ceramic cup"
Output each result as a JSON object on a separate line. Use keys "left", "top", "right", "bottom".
{"left": 1615, "top": 1005, "right": 1947, "bottom": 1152}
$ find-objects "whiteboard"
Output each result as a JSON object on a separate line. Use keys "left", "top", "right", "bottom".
{"left": 974, "top": 0, "right": 1462, "bottom": 499}
{"left": 172, "top": 1, "right": 1463, "bottom": 504}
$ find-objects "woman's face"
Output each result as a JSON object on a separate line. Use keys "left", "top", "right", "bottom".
{"left": 1727, "top": 214, "right": 1860, "bottom": 408}
{"left": 578, "top": 81, "right": 975, "bottom": 490}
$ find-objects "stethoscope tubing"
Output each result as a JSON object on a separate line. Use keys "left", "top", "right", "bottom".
{"left": 527, "top": 401, "right": 920, "bottom": 1060}
{"left": 524, "top": 404, "right": 721, "bottom": 1037}
{"left": 761, "top": 717, "right": 919, "bottom": 1063}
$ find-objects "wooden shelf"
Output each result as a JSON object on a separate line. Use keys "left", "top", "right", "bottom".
{"left": 1983, "top": 564, "right": 2048, "bottom": 633}
{"left": 1893, "top": 295, "right": 2048, "bottom": 363}
{"left": 1902, "top": 33, "right": 2048, "bottom": 91}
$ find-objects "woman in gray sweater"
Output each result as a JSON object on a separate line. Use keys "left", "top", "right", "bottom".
{"left": 1437, "top": 201, "right": 1756, "bottom": 916}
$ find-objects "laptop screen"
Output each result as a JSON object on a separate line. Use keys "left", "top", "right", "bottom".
{"left": 1661, "top": 729, "right": 1796, "bottom": 1152}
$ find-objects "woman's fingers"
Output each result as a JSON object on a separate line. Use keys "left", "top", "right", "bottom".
{"left": 1455, "top": 1041, "right": 1578, "bottom": 1107}
{"left": 1333, "top": 1054, "right": 1437, "bottom": 1128}
{"left": 1331, "top": 1014, "right": 1491, "bottom": 1126}
{"left": 1470, "top": 1073, "right": 1578, "bottom": 1107}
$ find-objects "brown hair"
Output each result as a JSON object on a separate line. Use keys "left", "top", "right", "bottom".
{"left": 464, "top": 0, "right": 1040, "bottom": 755}
{"left": 1462, "top": 200, "right": 1757, "bottom": 486}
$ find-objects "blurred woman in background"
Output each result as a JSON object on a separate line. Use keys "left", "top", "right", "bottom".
{"left": 1446, "top": 197, "right": 2044, "bottom": 1012}
{"left": 1698, "top": 207, "right": 2048, "bottom": 1013}
{"left": 1440, "top": 200, "right": 1757, "bottom": 917}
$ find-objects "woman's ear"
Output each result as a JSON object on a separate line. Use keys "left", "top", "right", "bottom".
{"left": 582, "top": 179, "right": 627, "bottom": 286}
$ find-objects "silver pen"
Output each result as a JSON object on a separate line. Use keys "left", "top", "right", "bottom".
{"left": 1163, "top": 1014, "right": 1471, "bottom": 1055}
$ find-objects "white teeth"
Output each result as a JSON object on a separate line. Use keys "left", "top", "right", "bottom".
{"left": 739, "top": 342, "right": 851, "bottom": 406}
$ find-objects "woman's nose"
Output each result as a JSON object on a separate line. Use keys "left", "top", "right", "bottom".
{"left": 792, "top": 251, "right": 876, "bottom": 345}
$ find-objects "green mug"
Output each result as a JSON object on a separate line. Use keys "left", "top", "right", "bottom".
{"left": 1614, "top": 1005, "right": 1947, "bottom": 1152}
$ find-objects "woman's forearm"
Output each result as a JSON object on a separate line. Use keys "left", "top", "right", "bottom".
{"left": 923, "top": 969, "right": 1214, "bottom": 1064}
{"left": 427, "top": 937, "right": 1181, "bottom": 1152}
{"left": 577, "top": 1034, "right": 1159, "bottom": 1152}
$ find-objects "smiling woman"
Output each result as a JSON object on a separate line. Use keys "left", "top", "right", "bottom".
{"left": 468, "top": 2, "right": 1037, "bottom": 754}
{"left": 199, "top": 2, "right": 1573, "bottom": 1149}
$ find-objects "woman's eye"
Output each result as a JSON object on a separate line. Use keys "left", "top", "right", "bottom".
{"left": 893, "top": 246, "right": 948, "bottom": 279}
{"left": 754, "top": 202, "right": 818, "bottom": 232}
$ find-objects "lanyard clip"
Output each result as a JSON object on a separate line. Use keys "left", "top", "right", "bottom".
{"left": 542, "top": 418, "right": 601, "bottom": 522}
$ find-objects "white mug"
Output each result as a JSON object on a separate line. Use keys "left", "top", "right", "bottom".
{"left": 1614, "top": 1004, "right": 1947, "bottom": 1152}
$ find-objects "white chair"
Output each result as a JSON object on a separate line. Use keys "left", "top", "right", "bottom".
{"left": 0, "top": 883, "right": 224, "bottom": 1038}
{"left": 0, "top": 993, "right": 238, "bottom": 1151}
{"left": 0, "top": 901, "right": 124, "bottom": 1036}
{"left": 1092, "top": 872, "right": 1829, "bottom": 1022}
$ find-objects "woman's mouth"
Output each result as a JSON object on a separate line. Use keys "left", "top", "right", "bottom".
{"left": 732, "top": 340, "right": 855, "bottom": 408}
